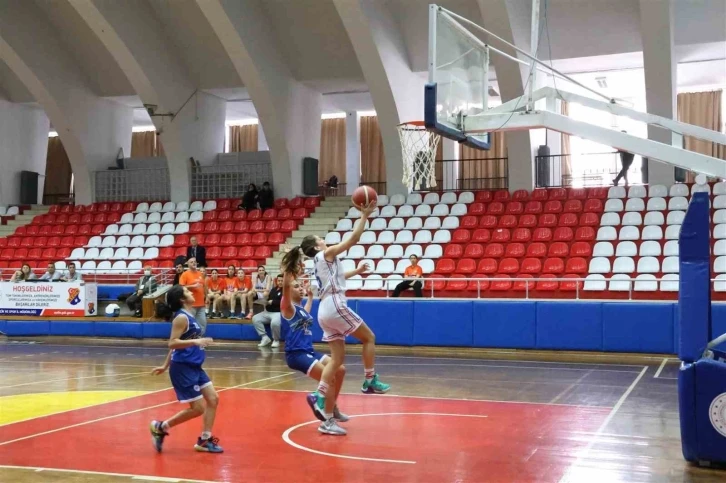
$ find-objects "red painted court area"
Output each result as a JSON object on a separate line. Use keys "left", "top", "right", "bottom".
{"left": 0, "top": 389, "right": 609, "bottom": 482}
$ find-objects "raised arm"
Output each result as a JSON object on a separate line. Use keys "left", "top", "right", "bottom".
{"left": 280, "top": 272, "right": 296, "bottom": 319}
{"left": 324, "top": 201, "right": 376, "bottom": 261}
{"left": 304, "top": 283, "right": 314, "bottom": 313}
{"left": 345, "top": 262, "right": 370, "bottom": 280}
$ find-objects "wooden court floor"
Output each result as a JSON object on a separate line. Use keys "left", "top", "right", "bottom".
{"left": 0, "top": 337, "right": 724, "bottom": 483}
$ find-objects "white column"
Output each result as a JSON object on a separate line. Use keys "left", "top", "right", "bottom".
{"left": 639, "top": 0, "right": 676, "bottom": 186}
{"left": 441, "top": 138, "right": 459, "bottom": 191}
{"left": 257, "top": 123, "right": 268, "bottom": 151}
{"left": 345, "top": 111, "right": 360, "bottom": 195}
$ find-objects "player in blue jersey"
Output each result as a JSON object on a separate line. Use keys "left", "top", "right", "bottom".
{"left": 280, "top": 251, "right": 349, "bottom": 436}
{"left": 148, "top": 285, "right": 223, "bottom": 453}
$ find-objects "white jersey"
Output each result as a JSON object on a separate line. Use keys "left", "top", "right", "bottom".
{"left": 313, "top": 251, "right": 347, "bottom": 299}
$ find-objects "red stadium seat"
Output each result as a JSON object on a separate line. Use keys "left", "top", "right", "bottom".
{"left": 21, "top": 237, "right": 33, "bottom": 248}
{"left": 274, "top": 198, "right": 288, "bottom": 209}
{"left": 484, "top": 243, "right": 504, "bottom": 258}
{"left": 60, "top": 205, "right": 72, "bottom": 213}
{"left": 41, "top": 248, "right": 56, "bottom": 260}
{"left": 232, "top": 234, "right": 249, "bottom": 245}
{"left": 159, "top": 260, "right": 174, "bottom": 269}
{"left": 435, "top": 258, "right": 455, "bottom": 274}
{"left": 222, "top": 246, "right": 238, "bottom": 258}
{"left": 533, "top": 228, "right": 553, "bottom": 242}
{"left": 588, "top": 187, "right": 608, "bottom": 199}
{"left": 189, "top": 222, "right": 204, "bottom": 234}
{"left": 107, "top": 213, "right": 121, "bottom": 224}
{"left": 93, "top": 213, "right": 107, "bottom": 223}
{"left": 536, "top": 274, "right": 559, "bottom": 291}
{"left": 479, "top": 215, "right": 497, "bottom": 229}
{"left": 75, "top": 236, "right": 89, "bottom": 247}
{"left": 14, "top": 248, "right": 28, "bottom": 259}
{"left": 204, "top": 222, "right": 219, "bottom": 232}
{"left": 558, "top": 213, "right": 578, "bottom": 227}
{"left": 472, "top": 229, "right": 491, "bottom": 242}
{"left": 548, "top": 242, "right": 569, "bottom": 258}
{"left": 468, "top": 202, "right": 485, "bottom": 215}
{"left": 159, "top": 247, "right": 174, "bottom": 260}
{"left": 251, "top": 233, "right": 267, "bottom": 245}
{"left": 231, "top": 210, "right": 245, "bottom": 221}
{"left": 207, "top": 259, "right": 222, "bottom": 269}
{"left": 68, "top": 214, "right": 81, "bottom": 224}
{"left": 491, "top": 229, "right": 511, "bottom": 243}
{"left": 526, "top": 242, "right": 547, "bottom": 258}
{"left": 174, "top": 234, "right": 189, "bottom": 247}
{"left": 568, "top": 188, "right": 587, "bottom": 200}
{"left": 292, "top": 208, "right": 308, "bottom": 220}
{"left": 520, "top": 258, "right": 541, "bottom": 274}
{"left": 428, "top": 274, "right": 446, "bottom": 291}
{"left": 444, "top": 244, "right": 464, "bottom": 258}
{"left": 15, "top": 226, "right": 27, "bottom": 236}
{"left": 205, "top": 234, "right": 220, "bottom": 246}
{"left": 487, "top": 202, "right": 505, "bottom": 215}
{"left": 456, "top": 258, "right": 476, "bottom": 274}
{"left": 247, "top": 209, "right": 262, "bottom": 220}
{"left": 204, "top": 211, "right": 219, "bottom": 221}
{"left": 538, "top": 214, "right": 557, "bottom": 227}
{"left": 219, "top": 221, "right": 234, "bottom": 233}
{"left": 475, "top": 191, "right": 493, "bottom": 203}
{"left": 468, "top": 274, "right": 490, "bottom": 291}
{"left": 512, "top": 189, "right": 529, "bottom": 201}
{"left": 48, "top": 205, "right": 60, "bottom": 213}
{"left": 47, "top": 237, "right": 61, "bottom": 247}
{"left": 7, "top": 237, "right": 21, "bottom": 248}
{"left": 446, "top": 275, "right": 469, "bottom": 291}
{"left": 95, "top": 203, "right": 109, "bottom": 212}
{"left": 217, "top": 210, "right": 233, "bottom": 221}
{"left": 32, "top": 237, "right": 47, "bottom": 248}
{"left": 543, "top": 257, "right": 565, "bottom": 274}
{"left": 265, "top": 220, "right": 281, "bottom": 232}
{"left": 498, "top": 215, "right": 517, "bottom": 228}
{"left": 518, "top": 214, "right": 537, "bottom": 228}
{"left": 461, "top": 216, "right": 478, "bottom": 228}
{"left": 579, "top": 213, "right": 600, "bottom": 226}
{"left": 505, "top": 243, "right": 525, "bottom": 258}
{"left": 563, "top": 200, "right": 583, "bottom": 213}
{"left": 268, "top": 232, "right": 285, "bottom": 245}
{"left": 120, "top": 202, "right": 135, "bottom": 212}
{"left": 289, "top": 197, "right": 304, "bottom": 209}
{"left": 464, "top": 244, "right": 484, "bottom": 258}
{"left": 505, "top": 202, "right": 524, "bottom": 215}
{"left": 232, "top": 221, "right": 248, "bottom": 233}
{"left": 51, "top": 225, "right": 64, "bottom": 235}
{"left": 490, "top": 274, "right": 512, "bottom": 291}
{"left": 249, "top": 221, "right": 265, "bottom": 233}
{"left": 499, "top": 258, "right": 519, "bottom": 274}
{"left": 512, "top": 228, "right": 532, "bottom": 243}
{"left": 1, "top": 249, "right": 14, "bottom": 260}
{"left": 65, "top": 225, "right": 78, "bottom": 235}
{"left": 27, "top": 225, "right": 40, "bottom": 236}
{"left": 493, "top": 190, "right": 510, "bottom": 202}
{"left": 217, "top": 199, "right": 232, "bottom": 210}
{"left": 277, "top": 208, "right": 292, "bottom": 220}
{"left": 281, "top": 220, "right": 296, "bottom": 232}
{"left": 553, "top": 227, "right": 574, "bottom": 242}
{"left": 560, "top": 274, "right": 584, "bottom": 291}
{"left": 0, "top": 239, "right": 6, "bottom": 248}
{"left": 544, "top": 200, "right": 563, "bottom": 214}
{"left": 55, "top": 214, "right": 68, "bottom": 225}
{"left": 262, "top": 209, "right": 277, "bottom": 220}
{"left": 207, "top": 246, "right": 222, "bottom": 259}
{"left": 80, "top": 214, "right": 93, "bottom": 224}
{"left": 548, "top": 188, "right": 567, "bottom": 201}
{"left": 31, "top": 215, "right": 45, "bottom": 225}
{"left": 304, "top": 197, "right": 321, "bottom": 209}
{"left": 570, "top": 241, "right": 592, "bottom": 257}
{"left": 174, "top": 247, "right": 187, "bottom": 258}
{"left": 531, "top": 189, "right": 548, "bottom": 201}
{"left": 513, "top": 275, "right": 535, "bottom": 292}
{"left": 524, "top": 201, "right": 543, "bottom": 214}
{"left": 477, "top": 258, "right": 498, "bottom": 274}
{"left": 565, "top": 257, "right": 588, "bottom": 274}
{"left": 220, "top": 234, "right": 236, "bottom": 246}
{"left": 39, "top": 225, "right": 52, "bottom": 236}
{"left": 452, "top": 229, "right": 471, "bottom": 243}
{"left": 575, "top": 226, "right": 596, "bottom": 241}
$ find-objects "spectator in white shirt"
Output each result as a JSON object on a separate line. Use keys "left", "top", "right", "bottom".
{"left": 40, "top": 262, "right": 63, "bottom": 282}
{"left": 61, "top": 262, "right": 83, "bottom": 282}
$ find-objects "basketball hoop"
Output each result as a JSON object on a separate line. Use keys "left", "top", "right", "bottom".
{"left": 397, "top": 121, "right": 441, "bottom": 191}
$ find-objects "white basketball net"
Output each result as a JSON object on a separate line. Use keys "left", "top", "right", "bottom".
{"left": 398, "top": 122, "right": 441, "bottom": 191}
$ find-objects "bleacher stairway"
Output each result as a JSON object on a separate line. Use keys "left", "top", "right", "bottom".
{"left": 264, "top": 196, "right": 351, "bottom": 272}
{"left": 0, "top": 205, "right": 49, "bottom": 237}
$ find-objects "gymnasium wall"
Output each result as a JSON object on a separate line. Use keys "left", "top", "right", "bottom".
{"left": 2, "top": 299, "right": 725, "bottom": 354}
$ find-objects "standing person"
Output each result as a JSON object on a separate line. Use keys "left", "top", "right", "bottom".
{"left": 40, "top": 262, "right": 63, "bottom": 282}
{"left": 391, "top": 255, "right": 424, "bottom": 298}
{"left": 61, "top": 262, "right": 83, "bottom": 282}
{"left": 291, "top": 202, "right": 390, "bottom": 428}
{"left": 172, "top": 263, "right": 184, "bottom": 285}
{"left": 278, "top": 266, "right": 348, "bottom": 434}
{"left": 252, "top": 274, "right": 283, "bottom": 348}
{"left": 258, "top": 181, "right": 274, "bottom": 210}
{"left": 179, "top": 258, "right": 207, "bottom": 334}
{"left": 205, "top": 269, "right": 224, "bottom": 317}
{"left": 245, "top": 266, "right": 272, "bottom": 319}
{"left": 239, "top": 183, "right": 258, "bottom": 212}
{"left": 149, "top": 285, "right": 223, "bottom": 453}
{"left": 613, "top": 133, "right": 635, "bottom": 187}
{"left": 186, "top": 236, "right": 207, "bottom": 268}
{"left": 127, "top": 266, "right": 157, "bottom": 317}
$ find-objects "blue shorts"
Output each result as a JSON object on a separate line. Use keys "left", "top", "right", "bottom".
{"left": 169, "top": 362, "right": 212, "bottom": 403}
{"left": 286, "top": 350, "right": 327, "bottom": 375}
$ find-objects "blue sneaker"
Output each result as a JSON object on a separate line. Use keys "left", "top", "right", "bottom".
{"left": 194, "top": 436, "right": 224, "bottom": 453}
{"left": 361, "top": 374, "right": 390, "bottom": 394}
{"left": 307, "top": 392, "right": 326, "bottom": 421}
{"left": 149, "top": 420, "right": 168, "bottom": 453}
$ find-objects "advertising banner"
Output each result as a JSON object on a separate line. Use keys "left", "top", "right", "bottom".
{"left": 0, "top": 282, "right": 98, "bottom": 317}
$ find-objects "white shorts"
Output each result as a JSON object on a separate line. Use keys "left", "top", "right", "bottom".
{"left": 318, "top": 295, "right": 363, "bottom": 342}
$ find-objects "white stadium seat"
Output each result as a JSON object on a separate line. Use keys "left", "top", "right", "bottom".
{"left": 135, "top": 202, "right": 149, "bottom": 213}
{"left": 377, "top": 231, "right": 395, "bottom": 244}
{"left": 359, "top": 259, "right": 374, "bottom": 272}
{"left": 433, "top": 229, "right": 451, "bottom": 243}
{"left": 129, "top": 235, "right": 144, "bottom": 248}
{"left": 377, "top": 195, "right": 389, "bottom": 206}
{"left": 148, "top": 212, "right": 162, "bottom": 224}
{"left": 424, "top": 244, "right": 443, "bottom": 258}
{"left": 458, "top": 192, "right": 474, "bottom": 203}
{"left": 161, "top": 212, "right": 175, "bottom": 223}
{"left": 605, "top": 199, "right": 624, "bottom": 212}
{"left": 363, "top": 275, "right": 384, "bottom": 290}
{"left": 120, "top": 213, "right": 134, "bottom": 224}
{"left": 716, "top": 256, "right": 726, "bottom": 274}
{"left": 418, "top": 259, "right": 435, "bottom": 273}
{"left": 113, "top": 247, "right": 129, "bottom": 260}
{"left": 637, "top": 257, "right": 660, "bottom": 274}
{"left": 641, "top": 226, "right": 663, "bottom": 240}
{"left": 588, "top": 257, "right": 611, "bottom": 274}
{"left": 95, "top": 248, "right": 113, "bottom": 261}
{"left": 346, "top": 275, "right": 363, "bottom": 290}
{"left": 161, "top": 223, "right": 175, "bottom": 235}
{"left": 5, "top": 206, "right": 18, "bottom": 216}
{"left": 132, "top": 224, "right": 147, "bottom": 236}
{"left": 424, "top": 217, "right": 442, "bottom": 230}
{"left": 173, "top": 223, "right": 189, "bottom": 235}
{"left": 414, "top": 230, "right": 432, "bottom": 243}
{"left": 715, "top": 210, "right": 726, "bottom": 224}
{"left": 149, "top": 202, "right": 163, "bottom": 213}
{"left": 451, "top": 203, "right": 468, "bottom": 216}
{"left": 129, "top": 247, "right": 144, "bottom": 259}
{"left": 648, "top": 184, "right": 668, "bottom": 198}
{"left": 663, "top": 240, "right": 679, "bottom": 257}
{"left": 628, "top": 186, "right": 647, "bottom": 198}
{"left": 375, "top": 260, "right": 394, "bottom": 274}
{"left": 395, "top": 230, "right": 413, "bottom": 244}
{"left": 714, "top": 182, "right": 726, "bottom": 196}
{"left": 175, "top": 212, "right": 189, "bottom": 223}
{"left": 405, "top": 217, "right": 423, "bottom": 230}
{"left": 625, "top": 198, "right": 645, "bottom": 212}
{"left": 359, "top": 232, "right": 376, "bottom": 245}
{"left": 70, "top": 248, "right": 85, "bottom": 259}
{"left": 639, "top": 241, "right": 662, "bottom": 257}
{"left": 159, "top": 235, "right": 174, "bottom": 247}
{"left": 644, "top": 212, "right": 664, "bottom": 226}
{"left": 668, "top": 197, "right": 689, "bottom": 211}
{"left": 442, "top": 216, "right": 459, "bottom": 229}
{"left": 584, "top": 274, "right": 606, "bottom": 291}
{"left": 395, "top": 259, "right": 409, "bottom": 273}
{"left": 715, "top": 224, "right": 726, "bottom": 239}
{"left": 336, "top": 219, "right": 352, "bottom": 231}
{"left": 600, "top": 212, "right": 620, "bottom": 226}
{"left": 596, "top": 227, "right": 617, "bottom": 241}
{"left": 144, "top": 235, "right": 160, "bottom": 248}
{"left": 341, "top": 231, "right": 354, "bottom": 243}
{"left": 715, "top": 240, "right": 726, "bottom": 257}
{"left": 189, "top": 211, "right": 204, "bottom": 223}
{"left": 104, "top": 224, "right": 119, "bottom": 236}
{"left": 665, "top": 225, "right": 681, "bottom": 240}
{"left": 388, "top": 218, "right": 405, "bottom": 230}
{"left": 379, "top": 206, "right": 396, "bottom": 217}
{"left": 608, "top": 186, "right": 626, "bottom": 199}
{"left": 714, "top": 195, "right": 726, "bottom": 210}
{"left": 96, "top": 261, "right": 112, "bottom": 274}
{"left": 347, "top": 207, "right": 361, "bottom": 218}
{"left": 609, "top": 274, "right": 632, "bottom": 292}
{"left": 111, "top": 261, "right": 128, "bottom": 274}
{"left": 118, "top": 224, "right": 133, "bottom": 236}
{"left": 389, "top": 194, "right": 405, "bottom": 206}
{"left": 366, "top": 245, "right": 384, "bottom": 258}
{"left": 384, "top": 245, "right": 404, "bottom": 259}
{"left": 432, "top": 204, "right": 450, "bottom": 216}
{"left": 143, "top": 248, "right": 159, "bottom": 260}
{"left": 0, "top": 207, "right": 6, "bottom": 216}
{"left": 406, "top": 193, "right": 422, "bottom": 205}
{"left": 661, "top": 274, "right": 679, "bottom": 292}
{"left": 667, "top": 211, "right": 685, "bottom": 225}
{"left": 370, "top": 218, "right": 387, "bottom": 231}
{"left": 202, "top": 200, "right": 216, "bottom": 212}
{"left": 325, "top": 232, "right": 341, "bottom": 245}
{"left": 715, "top": 275, "right": 726, "bottom": 292}
{"left": 634, "top": 274, "right": 658, "bottom": 292}
{"left": 646, "top": 197, "right": 667, "bottom": 212}
{"left": 622, "top": 212, "right": 642, "bottom": 226}
{"left": 613, "top": 257, "right": 635, "bottom": 274}
{"left": 127, "top": 261, "right": 143, "bottom": 273}
{"left": 87, "top": 236, "right": 102, "bottom": 248}
{"left": 81, "top": 261, "right": 97, "bottom": 273}
{"left": 662, "top": 257, "right": 680, "bottom": 273}
{"left": 593, "top": 241, "right": 614, "bottom": 257}
{"left": 441, "top": 192, "right": 457, "bottom": 204}
{"left": 414, "top": 205, "right": 432, "bottom": 217}
{"left": 386, "top": 274, "right": 403, "bottom": 290}
{"left": 347, "top": 246, "right": 365, "bottom": 259}
{"left": 133, "top": 213, "right": 148, "bottom": 224}
{"left": 175, "top": 201, "right": 189, "bottom": 212}
{"left": 190, "top": 201, "right": 204, "bottom": 212}
{"left": 161, "top": 202, "right": 175, "bottom": 213}
{"left": 615, "top": 241, "right": 637, "bottom": 257}
{"left": 423, "top": 193, "right": 440, "bottom": 205}
{"left": 404, "top": 245, "right": 423, "bottom": 258}
{"left": 397, "top": 205, "right": 414, "bottom": 217}
{"left": 669, "top": 184, "right": 689, "bottom": 197}
{"left": 101, "top": 236, "right": 116, "bottom": 248}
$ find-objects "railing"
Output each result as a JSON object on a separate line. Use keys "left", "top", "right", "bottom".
{"left": 410, "top": 158, "right": 509, "bottom": 192}
{"left": 359, "top": 181, "right": 387, "bottom": 196}
{"left": 42, "top": 193, "right": 74, "bottom": 205}
{"left": 319, "top": 182, "right": 347, "bottom": 198}
{"left": 191, "top": 163, "right": 272, "bottom": 200}
{"left": 95, "top": 167, "right": 170, "bottom": 202}
{"left": 535, "top": 152, "right": 646, "bottom": 188}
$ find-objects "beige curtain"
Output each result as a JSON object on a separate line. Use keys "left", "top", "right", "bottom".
{"left": 560, "top": 100, "right": 572, "bottom": 178}
{"left": 228, "top": 124, "right": 258, "bottom": 152}
{"left": 458, "top": 131, "right": 507, "bottom": 189}
{"left": 44, "top": 137, "right": 73, "bottom": 200}
{"left": 677, "top": 90, "right": 725, "bottom": 182}
{"left": 131, "top": 131, "right": 165, "bottom": 157}
{"left": 319, "top": 118, "right": 346, "bottom": 184}
{"left": 360, "top": 115, "right": 386, "bottom": 183}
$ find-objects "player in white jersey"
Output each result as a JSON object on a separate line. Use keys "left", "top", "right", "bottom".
{"left": 295, "top": 201, "right": 390, "bottom": 424}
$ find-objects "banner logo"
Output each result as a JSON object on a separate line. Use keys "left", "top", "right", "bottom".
{"left": 710, "top": 393, "right": 726, "bottom": 438}
{"left": 67, "top": 288, "right": 81, "bottom": 305}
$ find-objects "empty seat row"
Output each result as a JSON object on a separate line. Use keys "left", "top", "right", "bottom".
{"left": 476, "top": 187, "right": 608, "bottom": 202}
{"left": 594, "top": 240, "right": 681, "bottom": 257}
{"left": 134, "top": 201, "right": 203, "bottom": 213}
{"left": 1, "top": 247, "right": 72, "bottom": 260}
{"left": 588, "top": 256, "right": 692, "bottom": 274}
{"left": 604, "top": 197, "right": 695, "bottom": 213}
{"left": 600, "top": 210, "right": 703, "bottom": 227}
{"left": 202, "top": 208, "right": 301, "bottom": 222}
{"left": 69, "top": 247, "right": 160, "bottom": 261}
{"left": 205, "top": 245, "right": 272, "bottom": 260}
{"left": 330, "top": 229, "right": 454, "bottom": 245}
{"left": 67, "top": 260, "right": 145, "bottom": 274}
{"left": 120, "top": 211, "right": 203, "bottom": 225}
{"left": 383, "top": 192, "right": 472, "bottom": 207}
{"left": 0, "top": 206, "right": 20, "bottom": 216}
{"left": 436, "top": 256, "right": 588, "bottom": 275}
{"left": 33, "top": 213, "right": 123, "bottom": 225}
{"left": 607, "top": 183, "right": 725, "bottom": 199}
{"left": 103, "top": 223, "right": 189, "bottom": 236}
{"left": 583, "top": 274, "right": 682, "bottom": 291}
{"left": 334, "top": 258, "right": 435, "bottom": 275}
{"left": 341, "top": 244, "right": 443, "bottom": 260}
{"left": 0, "top": 236, "right": 90, "bottom": 249}
{"left": 347, "top": 203, "right": 468, "bottom": 219}
{"left": 89, "top": 235, "right": 176, "bottom": 249}
{"left": 48, "top": 202, "right": 135, "bottom": 214}
{"left": 596, "top": 225, "right": 690, "bottom": 241}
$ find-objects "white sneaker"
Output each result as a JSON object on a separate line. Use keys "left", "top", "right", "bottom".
{"left": 258, "top": 336, "right": 272, "bottom": 347}
{"left": 318, "top": 418, "right": 347, "bottom": 436}
{"left": 271, "top": 340, "right": 280, "bottom": 348}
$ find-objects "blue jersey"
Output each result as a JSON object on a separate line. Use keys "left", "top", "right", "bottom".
{"left": 170, "top": 309, "right": 205, "bottom": 365}
{"left": 280, "top": 304, "right": 314, "bottom": 354}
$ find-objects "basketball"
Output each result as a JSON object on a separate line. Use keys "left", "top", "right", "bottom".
{"left": 351, "top": 185, "right": 378, "bottom": 209}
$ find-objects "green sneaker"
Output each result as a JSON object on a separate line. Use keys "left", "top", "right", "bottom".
{"left": 361, "top": 374, "right": 390, "bottom": 394}
{"left": 306, "top": 392, "right": 326, "bottom": 421}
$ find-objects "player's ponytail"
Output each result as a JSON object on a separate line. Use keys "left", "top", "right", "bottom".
{"left": 281, "top": 247, "right": 304, "bottom": 275}
{"left": 300, "top": 235, "right": 318, "bottom": 257}
{"left": 154, "top": 284, "right": 185, "bottom": 320}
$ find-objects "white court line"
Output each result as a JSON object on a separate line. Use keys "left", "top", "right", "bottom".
{"left": 549, "top": 370, "right": 593, "bottom": 405}
{"left": 0, "top": 372, "right": 294, "bottom": 447}
{"left": 358, "top": 363, "right": 641, "bottom": 373}
{"left": 0, "top": 465, "right": 215, "bottom": 483}
{"left": 282, "top": 412, "right": 489, "bottom": 465}
{"left": 0, "top": 360, "right": 292, "bottom": 373}
{"left": 653, "top": 357, "right": 671, "bottom": 378}
{"left": 559, "top": 365, "right": 648, "bottom": 483}
{"left": 0, "top": 371, "right": 149, "bottom": 390}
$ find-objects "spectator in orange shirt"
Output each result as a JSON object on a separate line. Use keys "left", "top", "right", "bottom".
{"left": 392, "top": 255, "right": 424, "bottom": 298}
{"left": 178, "top": 257, "right": 208, "bottom": 333}
{"left": 233, "top": 269, "right": 253, "bottom": 318}
{"left": 215, "top": 265, "right": 240, "bottom": 319}
{"left": 205, "top": 269, "right": 224, "bottom": 317}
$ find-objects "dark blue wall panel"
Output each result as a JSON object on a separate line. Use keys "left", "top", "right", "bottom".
{"left": 472, "top": 301, "right": 536, "bottom": 348}
{"left": 602, "top": 303, "right": 674, "bottom": 353}
{"left": 206, "top": 323, "right": 242, "bottom": 340}
{"left": 50, "top": 321, "right": 94, "bottom": 336}
{"left": 240, "top": 324, "right": 259, "bottom": 341}
{"left": 5, "top": 321, "right": 50, "bottom": 336}
{"left": 95, "top": 322, "right": 142, "bottom": 338}
{"left": 0, "top": 320, "right": 6, "bottom": 333}
{"left": 356, "top": 300, "right": 414, "bottom": 346}
{"left": 413, "top": 301, "right": 473, "bottom": 346}
{"left": 536, "top": 302, "right": 603, "bottom": 350}
{"left": 142, "top": 323, "right": 172, "bottom": 339}
{"left": 712, "top": 304, "right": 726, "bottom": 351}
{"left": 98, "top": 285, "right": 134, "bottom": 301}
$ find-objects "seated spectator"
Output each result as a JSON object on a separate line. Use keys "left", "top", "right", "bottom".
{"left": 61, "top": 262, "right": 83, "bottom": 282}
{"left": 205, "top": 269, "right": 224, "bottom": 316}
{"left": 239, "top": 183, "right": 258, "bottom": 211}
{"left": 245, "top": 266, "right": 273, "bottom": 318}
{"left": 252, "top": 274, "right": 283, "bottom": 348}
{"left": 127, "top": 266, "right": 157, "bottom": 317}
{"left": 233, "top": 269, "right": 253, "bottom": 318}
{"left": 40, "top": 262, "right": 63, "bottom": 282}
{"left": 172, "top": 263, "right": 184, "bottom": 285}
{"left": 392, "top": 255, "right": 424, "bottom": 298}
{"left": 186, "top": 235, "right": 207, "bottom": 268}
{"left": 216, "top": 265, "right": 241, "bottom": 319}
{"left": 258, "top": 181, "right": 274, "bottom": 210}
{"left": 10, "top": 263, "right": 36, "bottom": 283}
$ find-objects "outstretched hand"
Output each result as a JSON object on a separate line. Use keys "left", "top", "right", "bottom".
{"left": 360, "top": 201, "right": 377, "bottom": 217}
{"left": 358, "top": 262, "right": 371, "bottom": 274}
